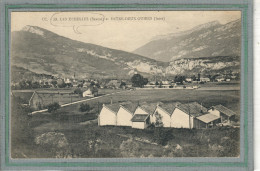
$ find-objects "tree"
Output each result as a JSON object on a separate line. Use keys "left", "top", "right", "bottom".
{"left": 79, "top": 103, "right": 91, "bottom": 112}
{"left": 174, "top": 75, "right": 186, "bottom": 84}
{"left": 131, "top": 74, "right": 148, "bottom": 88}
{"left": 74, "top": 88, "right": 82, "bottom": 95}
{"left": 46, "top": 102, "right": 60, "bottom": 113}
{"left": 191, "top": 75, "right": 197, "bottom": 81}
{"left": 120, "top": 82, "right": 126, "bottom": 88}
{"left": 51, "top": 80, "right": 57, "bottom": 87}
{"left": 154, "top": 111, "right": 163, "bottom": 127}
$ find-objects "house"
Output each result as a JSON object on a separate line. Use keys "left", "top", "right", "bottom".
{"left": 208, "top": 104, "right": 236, "bottom": 123}
{"left": 194, "top": 113, "right": 221, "bottom": 128}
{"left": 98, "top": 104, "right": 120, "bottom": 126}
{"left": 82, "top": 86, "right": 98, "bottom": 97}
{"left": 29, "top": 91, "right": 44, "bottom": 110}
{"left": 200, "top": 77, "right": 210, "bottom": 82}
{"left": 131, "top": 114, "right": 150, "bottom": 129}
{"left": 171, "top": 102, "right": 208, "bottom": 128}
{"left": 215, "top": 76, "right": 225, "bottom": 82}
{"left": 153, "top": 102, "right": 181, "bottom": 127}
{"left": 12, "top": 91, "right": 34, "bottom": 106}
{"left": 186, "top": 78, "right": 192, "bottom": 82}
{"left": 117, "top": 103, "right": 138, "bottom": 127}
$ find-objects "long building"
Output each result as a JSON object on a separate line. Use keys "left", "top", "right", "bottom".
{"left": 98, "top": 101, "right": 237, "bottom": 129}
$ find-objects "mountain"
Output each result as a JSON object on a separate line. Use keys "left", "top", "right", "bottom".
{"left": 11, "top": 25, "right": 240, "bottom": 81}
{"left": 133, "top": 19, "right": 241, "bottom": 62}
{"left": 11, "top": 26, "right": 168, "bottom": 79}
{"left": 165, "top": 56, "right": 240, "bottom": 76}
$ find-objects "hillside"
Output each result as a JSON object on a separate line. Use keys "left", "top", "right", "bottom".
{"left": 11, "top": 25, "right": 240, "bottom": 80}
{"left": 133, "top": 19, "right": 241, "bottom": 62}
{"left": 11, "top": 26, "right": 168, "bottom": 79}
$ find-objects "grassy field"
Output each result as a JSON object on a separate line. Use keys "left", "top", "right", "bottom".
{"left": 11, "top": 88, "right": 240, "bottom": 158}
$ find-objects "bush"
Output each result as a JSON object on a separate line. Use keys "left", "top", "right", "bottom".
{"left": 74, "top": 88, "right": 82, "bottom": 95}
{"left": 46, "top": 102, "right": 60, "bottom": 113}
{"left": 153, "top": 128, "right": 174, "bottom": 146}
{"left": 79, "top": 103, "right": 91, "bottom": 112}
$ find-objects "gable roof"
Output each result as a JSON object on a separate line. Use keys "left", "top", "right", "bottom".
{"left": 177, "top": 102, "right": 208, "bottom": 117}
{"left": 139, "top": 103, "right": 157, "bottom": 114}
{"left": 104, "top": 104, "right": 121, "bottom": 114}
{"left": 131, "top": 114, "right": 149, "bottom": 122}
{"left": 158, "top": 102, "right": 182, "bottom": 115}
{"left": 120, "top": 102, "right": 138, "bottom": 114}
{"left": 212, "top": 104, "right": 236, "bottom": 117}
{"left": 196, "top": 113, "right": 220, "bottom": 123}
{"left": 12, "top": 91, "right": 34, "bottom": 104}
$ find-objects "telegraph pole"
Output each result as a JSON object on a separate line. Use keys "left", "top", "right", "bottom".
{"left": 188, "top": 98, "right": 191, "bottom": 129}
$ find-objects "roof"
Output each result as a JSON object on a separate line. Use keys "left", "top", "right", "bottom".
{"left": 120, "top": 102, "right": 138, "bottom": 114}
{"left": 177, "top": 102, "right": 208, "bottom": 117}
{"left": 131, "top": 114, "right": 149, "bottom": 122}
{"left": 196, "top": 114, "right": 220, "bottom": 123}
{"left": 12, "top": 91, "right": 34, "bottom": 104}
{"left": 139, "top": 102, "right": 157, "bottom": 114}
{"left": 105, "top": 104, "right": 121, "bottom": 114}
{"left": 212, "top": 104, "right": 236, "bottom": 117}
{"left": 158, "top": 102, "right": 182, "bottom": 115}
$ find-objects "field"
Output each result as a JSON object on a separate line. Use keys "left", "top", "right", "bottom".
{"left": 11, "top": 88, "right": 240, "bottom": 158}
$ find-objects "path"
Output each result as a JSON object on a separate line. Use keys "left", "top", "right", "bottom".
{"left": 29, "top": 91, "right": 124, "bottom": 115}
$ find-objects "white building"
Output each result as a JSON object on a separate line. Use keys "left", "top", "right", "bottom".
{"left": 171, "top": 102, "right": 208, "bottom": 128}
{"left": 200, "top": 77, "right": 210, "bottom": 82}
{"left": 131, "top": 114, "right": 150, "bottom": 129}
{"left": 98, "top": 104, "right": 120, "bottom": 126}
{"left": 83, "top": 89, "right": 94, "bottom": 97}
{"left": 117, "top": 103, "right": 138, "bottom": 127}
{"left": 154, "top": 102, "right": 181, "bottom": 127}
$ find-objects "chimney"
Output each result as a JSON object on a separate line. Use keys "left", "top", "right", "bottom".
{"left": 110, "top": 97, "right": 113, "bottom": 104}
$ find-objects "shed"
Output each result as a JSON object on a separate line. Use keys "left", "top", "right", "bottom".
{"left": 209, "top": 104, "right": 236, "bottom": 123}
{"left": 131, "top": 114, "right": 150, "bottom": 129}
{"left": 194, "top": 113, "right": 221, "bottom": 128}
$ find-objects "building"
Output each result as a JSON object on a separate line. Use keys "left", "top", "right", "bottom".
{"left": 82, "top": 86, "right": 98, "bottom": 97}
{"left": 137, "top": 103, "right": 157, "bottom": 122}
{"left": 117, "top": 103, "right": 138, "bottom": 127}
{"left": 153, "top": 102, "right": 181, "bottom": 127}
{"left": 98, "top": 104, "right": 120, "bottom": 126}
{"left": 29, "top": 91, "right": 44, "bottom": 109}
{"left": 131, "top": 114, "right": 150, "bottom": 129}
{"left": 208, "top": 104, "right": 236, "bottom": 123}
{"left": 186, "top": 78, "right": 192, "bottom": 82}
{"left": 171, "top": 102, "right": 208, "bottom": 128}
{"left": 98, "top": 101, "right": 236, "bottom": 129}
{"left": 200, "top": 77, "right": 210, "bottom": 82}
{"left": 194, "top": 113, "right": 221, "bottom": 128}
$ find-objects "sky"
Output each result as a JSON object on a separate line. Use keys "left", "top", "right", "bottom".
{"left": 11, "top": 11, "right": 241, "bottom": 52}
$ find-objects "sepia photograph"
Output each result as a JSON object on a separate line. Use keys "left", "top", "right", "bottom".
{"left": 10, "top": 10, "right": 241, "bottom": 158}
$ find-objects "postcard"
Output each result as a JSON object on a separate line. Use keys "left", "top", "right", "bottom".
{"left": 0, "top": 1, "right": 253, "bottom": 171}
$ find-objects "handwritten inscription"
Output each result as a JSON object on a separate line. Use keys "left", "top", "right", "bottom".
{"left": 47, "top": 12, "right": 166, "bottom": 34}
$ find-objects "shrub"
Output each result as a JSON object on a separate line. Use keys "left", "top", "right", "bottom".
{"left": 46, "top": 102, "right": 60, "bottom": 113}
{"left": 74, "top": 88, "right": 82, "bottom": 95}
{"left": 79, "top": 103, "right": 91, "bottom": 112}
{"left": 153, "top": 128, "right": 174, "bottom": 146}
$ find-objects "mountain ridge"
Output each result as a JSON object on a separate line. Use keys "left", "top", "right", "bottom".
{"left": 133, "top": 19, "right": 241, "bottom": 62}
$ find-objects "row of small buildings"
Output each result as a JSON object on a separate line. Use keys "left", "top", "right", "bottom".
{"left": 98, "top": 102, "right": 236, "bottom": 129}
